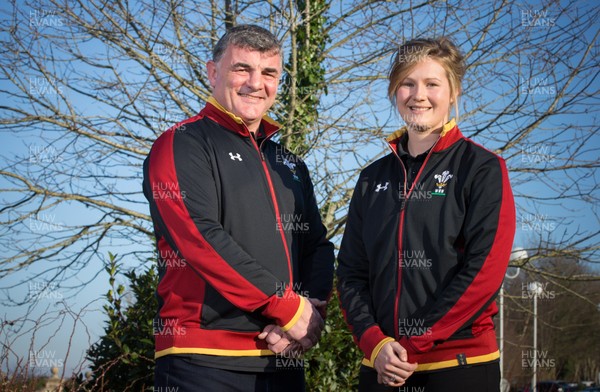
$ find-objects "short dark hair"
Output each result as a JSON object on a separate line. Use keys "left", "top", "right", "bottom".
{"left": 212, "top": 24, "right": 282, "bottom": 62}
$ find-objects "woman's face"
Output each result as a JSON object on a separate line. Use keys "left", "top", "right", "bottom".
{"left": 395, "top": 59, "right": 455, "bottom": 133}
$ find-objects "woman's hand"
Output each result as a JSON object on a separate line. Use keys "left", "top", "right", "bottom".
{"left": 374, "top": 341, "right": 418, "bottom": 387}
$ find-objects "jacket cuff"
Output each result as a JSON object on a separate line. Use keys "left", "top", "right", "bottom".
{"left": 261, "top": 286, "right": 303, "bottom": 330}
{"left": 359, "top": 325, "right": 394, "bottom": 363}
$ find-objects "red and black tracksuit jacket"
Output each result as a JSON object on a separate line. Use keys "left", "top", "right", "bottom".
{"left": 337, "top": 120, "right": 516, "bottom": 372}
{"left": 143, "top": 97, "right": 334, "bottom": 371}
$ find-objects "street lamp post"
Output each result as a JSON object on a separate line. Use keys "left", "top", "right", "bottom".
{"left": 528, "top": 281, "right": 544, "bottom": 392}
{"left": 502, "top": 248, "right": 527, "bottom": 389}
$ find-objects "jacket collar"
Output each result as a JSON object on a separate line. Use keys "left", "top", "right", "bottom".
{"left": 386, "top": 119, "right": 463, "bottom": 153}
{"left": 200, "top": 96, "right": 282, "bottom": 138}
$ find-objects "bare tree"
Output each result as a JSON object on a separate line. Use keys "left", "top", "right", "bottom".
{"left": 0, "top": 0, "right": 598, "bottom": 385}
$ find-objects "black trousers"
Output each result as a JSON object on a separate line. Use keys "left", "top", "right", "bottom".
{"left": 358, "top": 361, "right": 500, "bottom": 392}
{"left": 155, "top": 355, "right": 305, "bottom": 392}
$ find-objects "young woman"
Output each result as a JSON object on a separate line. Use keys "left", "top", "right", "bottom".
{"left": 337, "top": 37, "right": 516, "bottom": 391}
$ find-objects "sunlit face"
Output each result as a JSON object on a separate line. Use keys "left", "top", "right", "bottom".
{"left": 207, "top": 45, "right": 282, "bottom": 133}
{"left": 395, "top": 59, "right": 456, "bottom": 134}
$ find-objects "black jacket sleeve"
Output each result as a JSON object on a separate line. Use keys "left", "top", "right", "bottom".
{"left": 297, "top": 161, "right": 335, "bottom": 303}
{"left": 337, "top": 174, "right": 394, "bottom": 363}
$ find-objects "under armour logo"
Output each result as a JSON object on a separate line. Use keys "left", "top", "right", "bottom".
{"left": 229, "top": 152, "right": 242, "bottom": 161}
{"left": 375, "top": 182, "right": 389, "bottom": 192}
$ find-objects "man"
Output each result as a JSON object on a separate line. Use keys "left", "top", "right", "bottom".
{"left": 143, "top": 24, "right": 334, "bottom": 391}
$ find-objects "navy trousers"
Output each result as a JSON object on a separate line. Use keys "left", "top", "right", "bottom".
{"left": 358, "top": 361, "right": 500, "bottom": 392}
{"left": 155, "top": 355, "right": 306, "bottom": 392}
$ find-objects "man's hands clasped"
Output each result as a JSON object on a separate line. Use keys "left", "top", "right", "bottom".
{"left": 257, "top": 297, "right": 326, "bottom": 355}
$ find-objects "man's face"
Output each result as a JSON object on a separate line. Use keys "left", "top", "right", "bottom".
{"left": 207, "top": 45, "right": 282, "bottom": 133}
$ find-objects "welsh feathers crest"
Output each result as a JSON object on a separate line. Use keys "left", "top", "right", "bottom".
{"left": 432, "top": 170, "right": 453, "bottom": 196}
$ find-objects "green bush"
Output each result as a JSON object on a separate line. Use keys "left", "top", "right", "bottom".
{"left": 86, "top": 254, "right": 156, "bottom": 391}
{"left": 305, "top": 290, "right": 362, "bottom": 391}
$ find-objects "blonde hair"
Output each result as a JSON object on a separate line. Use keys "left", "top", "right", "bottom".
{"left": 388, "top": 37, "right": 465, "bottom": 121}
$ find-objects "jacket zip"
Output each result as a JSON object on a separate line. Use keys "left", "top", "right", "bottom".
{"left": 387, "top": 137, "right": 441, "bottom": 339}
{"left": 248, "top": 133, "right": 295, "bottom": 285}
